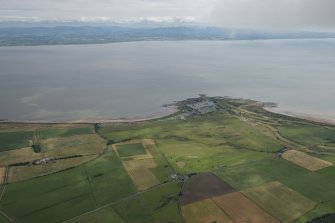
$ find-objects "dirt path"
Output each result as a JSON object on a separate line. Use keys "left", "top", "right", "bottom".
{"left": 0, "top": 166, "right": 16, "bottom": 223}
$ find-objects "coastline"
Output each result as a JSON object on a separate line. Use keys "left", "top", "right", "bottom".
{"left": 264, "top": 107, "right": 335, "bottom": 125}
{"left": 0, "top": 102, "right": 334, "bottom": 126}
{"left": 0, "top": 106, "right": 179, "bottom": 124}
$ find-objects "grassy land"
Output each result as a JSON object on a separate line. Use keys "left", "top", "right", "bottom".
{"left": 0, "top": 166, "right": 95, "bottom": 223}
{"left": 37, "top": 127, "right": 94, "bottom": 139}
{"left": 99, "top": 111, "right": 284, "bottom": 174}
{"left": 113, "top": 182, "right": 184, "bottom": 223}
{"left": 0, "top": 131, "right": 34, "bottom": 152}
{"left": 99, "top": 112, "right": 284, "bottom": 153}
{"left": 115, "top": 143, "right": 147, "bottom": 157}
{"left": 40, "top": 134, "right": 106, "bottom": 158}
{"left": 7, "top": 155, "right": 96, "bottom": 183}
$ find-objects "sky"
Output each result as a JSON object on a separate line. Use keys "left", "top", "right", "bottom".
{"left": 1, "top": 0, "right": 335, "bottom": 30}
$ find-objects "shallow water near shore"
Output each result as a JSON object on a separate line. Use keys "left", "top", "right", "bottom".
{"left": 0, "top": 39, "right": 334, "bottom": 122}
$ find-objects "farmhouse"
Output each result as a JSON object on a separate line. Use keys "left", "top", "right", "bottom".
{"left": 33, "top": 157, "right": 54, "bottom": 165}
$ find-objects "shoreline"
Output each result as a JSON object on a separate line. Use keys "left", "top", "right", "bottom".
{"left": 264, "top": 107, "right": 335, "bottom": 125}
{"left": 0, "top": 106, "right": 179, "bottom": 124}
{"left": 0, "top": 103, "right": 334, "bottom": 126}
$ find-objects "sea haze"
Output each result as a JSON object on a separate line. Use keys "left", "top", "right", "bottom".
{"left": 0, "top": 39, "right": 334, "bottom": 122}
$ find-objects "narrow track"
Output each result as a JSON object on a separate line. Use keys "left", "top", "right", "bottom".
{"left": 0, "top": 166, "right": 8, "bottom": 201}
{"left": 0, "top": 210, "right": 16, "bottom": 223}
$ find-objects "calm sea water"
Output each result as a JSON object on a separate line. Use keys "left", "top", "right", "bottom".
{"left": 0, "top": 40, "right": 334, "bottom": 122}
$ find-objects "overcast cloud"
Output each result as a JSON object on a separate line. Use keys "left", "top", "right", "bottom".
{"left": 1, "top": 0, "right": 335, "bottom": 30}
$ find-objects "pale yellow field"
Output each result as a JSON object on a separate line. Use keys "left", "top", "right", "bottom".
{"left": 112, "top": 145, "right": 153, "bottom": 160}
{"left": 122, "top": 158, "right": 160, "bottom": 191}
{"left": 282, "top": 149, "right": 333, "bottom": 171}
{"left": 243, "top": 181, "right": 315, "bottom": 223}
{"left": 213, "top": 192, "right": 279, "bottom": 223}
{"left": 41, "top": 134, "right": 106, "bottom": 158}
{"left": 142, "top": 139, "right": 155, "bottom": 146}
{"left": 0, "top": 147, "right": 42, "bottom": 166}
{"left": 0, "top": 167, "right": 5, "bottom": 184}
{"left": 8, "top": 155, "right": 97, "bottom": 183}
{"left": 182, "top": 198, "right": 233, "bottom": 223}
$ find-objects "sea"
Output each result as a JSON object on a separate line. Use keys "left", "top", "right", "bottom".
{"left": 0, "top": 39, "right": 334, "bottom": 122}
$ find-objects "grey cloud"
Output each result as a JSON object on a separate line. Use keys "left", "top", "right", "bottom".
{"left": 208, "top": 0, "right": 335, "bottom": 30}
{"left": 0, "top": 0, "right": 335, "bottom": 30}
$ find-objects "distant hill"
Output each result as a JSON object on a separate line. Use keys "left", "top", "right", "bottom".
{"left": 1, "top": 25, "right": 335, "bottom": 46}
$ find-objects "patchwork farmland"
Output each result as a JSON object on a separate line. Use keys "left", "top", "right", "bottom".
{"left": 0, "top": 97, "right": 335, "bottom": 222}
{"left": 181, "top": 172, "right": 279, "bottom": 223}
{"left": 113, "top": 140, "right": 171, "bottom": 190}
{"left": 243, "top": 181, "right": 316, "bottom": 223}
{"left": 213, "top": 192, "right": 279, "bottom": 223}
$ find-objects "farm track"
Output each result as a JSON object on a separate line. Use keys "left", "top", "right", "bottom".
{"left": 0, "top": 166, "right": 8, "bottom": 201}
{"left": 0, "top": 210, "right": 16, "bottom": 223}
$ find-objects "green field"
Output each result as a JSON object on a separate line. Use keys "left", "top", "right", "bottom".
{"left": 115, "top": 143, "right": 147, "bottom": 157}
{"left": 279, "top": 125, "right": 335, "bottom": 147}
{"left": 0, "top": 131, "right": 34, "bottom": 152}
{"left": 0, "top": 213, "right": 11, "bottom": 223}
{"left": 113, "top": 182, "right": 184, "bottom": 223}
